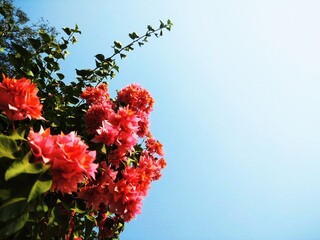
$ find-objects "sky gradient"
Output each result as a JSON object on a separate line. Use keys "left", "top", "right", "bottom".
{"left": 15, "top": 1, "right": 320, "bottom": 239}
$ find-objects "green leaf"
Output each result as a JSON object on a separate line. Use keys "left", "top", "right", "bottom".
{"left": 0, "top": 134, "right": 18, "bottom": 159}
{"left": 10, "top": 127, "right": 26, "bottom": 141}
{"left": 0, "top": 189, "right": 10, "bottom": 201}
{"left": 84, "top": 216, "right": 95, "bottom": 239}
{"left": 28, "top": 38, "right": 41, "bottom": 50}
{"left": 27, "top": 176, "right": 52, "bottom": 202}
{"left": 71, "top": 36, "right": 77, "bottom": 44}
{"left": 56, "top": 73, "right": 65, "bottom": 80}
{"left": 0, "top": 212, "right": 29, "bottom": 240}
{"left": 114, "top": 41, "right": 122, "bottom": 49}
{"left": 95, "top": 54, "right": 105, "bottom": 61}
{"left": 5, "top": 152, "right": 48, "bottom": 181}
{"left": 76, "top": 68, "right": 93, "bottom": 77}
{"left": 129, "top": 32, "right": 139, "bottom": 40}
{"left": 159, "top": 20, "right": 165, "bottom": 28}
{"left": 12, "top": 43, "right": 31, "bottom": 57}
{"left": 20, "top": 67, "right": 34, "bottom": 77}
{"left": 147, "top": 25, "right": 155, "bottom": 31}
{"left": 62, "top": 27, "right": 72, "bottom": 35}
{"left": 39, "top": 30, "right": 51, "bottom": 43}
{"left": 0, "top": 197, "right": 27, "bottom": 222}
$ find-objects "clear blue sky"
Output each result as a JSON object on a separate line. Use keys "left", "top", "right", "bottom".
{"left": 15, "top": 1, "right": 320, "bottom": 239}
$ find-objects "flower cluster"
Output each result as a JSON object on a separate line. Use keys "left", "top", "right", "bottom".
{"left": 79, "top": 151, "right": 166, "bottom": 223}
{"left": 0, "top": 74, "right": 43, "bottom": 121}
{"left": 0, "top": 75, "right": 166, "bottom": 239}
{"left": 78, "top": 83, "right": 166, "bottom": 229}
{"left": 28, "top": 127, "right": 98, "bottom": 194}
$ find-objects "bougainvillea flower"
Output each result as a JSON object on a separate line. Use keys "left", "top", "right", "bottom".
{"left": 79, "top": 153, "right": 166, "bottom": 223}
{"left": 80, "top": 83, "right": 109, "bottom": 105}
{"left": 146, "top": 137, "right": 165, "bottom": 156}
{"left": 28, "top": 127, "right": 98, "bottom": 194}
{"left": 117, "top": 83, "right": 154, "bottom": 114}
{"left": 80, "top": 164, "right": 145, "bottom": 222}
{"left": 0, "top": 74, "right": 43, "bottom": 120}
{"left": 92, "top": 107, "right": 140, "bottom": 159}
{"left": 84, "top": 101, "right": 115, "bottom": 134}
{"left": 136, "top": 110, "right": 150, "bottom": 137}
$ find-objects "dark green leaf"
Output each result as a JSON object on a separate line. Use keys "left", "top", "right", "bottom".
{"left": 0, "top": 212, "right": 29, "bottom": 239}
{"left": 159, "top": 20, "right": 165, "bottom": 28}
{"left": 0, "top": 189, "right": 10, "bottom": 202}
{"left": 129, "top": 32, "right": 139, "bottom": 40}
{"left": 28, "top": 38, "right": 41, "bottom": 50}
{"left": 39, "top": 30, "right": 51, "bottom": 43}
{"left": 95, "top": 54, "right": 105, "bottom": 61}
{"left": 0, "top": 198, "right": 27, "bottom": 222}
{"left": 114, "top": 41, "right": 122, "bottom": 49}
{"left": 56, "top": 73, "right": 65, "bottom": 80}
{"left": 62, "top": 27, "right": 72, "bottom": 35}
{"left": 0, "top": 134, "right": 18, "bottom": 159}
{"left": 76, "top": 69, "right": 93, "bottom": 77}
{"left": 147, "top": 25, "right": 155, "bottom": 31}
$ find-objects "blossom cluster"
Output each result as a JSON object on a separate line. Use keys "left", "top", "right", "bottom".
{"left": 0, "top": 74, "right": 166, "bottom": 239}
{"left": 79, "top": 82, "right": 166, "bottom": 223}
{"left": 0, "top": 74, "right": 43, "bottom": 121}
{"left": 28, "top": 127, "right": 98, "bottom": 194}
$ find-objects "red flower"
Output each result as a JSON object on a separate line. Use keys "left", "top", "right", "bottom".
{"left": 146, "top": 137, "right": 165, "bottom": 156}
{"left": 117, "top": 83, "right": 154, "bottom": 114}
{"left": 0, "top": 74, "right": 43, "bottom": 120}
{"left": 92, "top": 107, "right": 140, "bottom": 163}
{"left": 79, "top": 153, "right": 166, "bottom": 222}
{"left": 84, "top": 101, "right": 115, "bottom": 134}
{"left": 28, "top": 127, "right": 98, "bottom": 194}
{"left": 80, "top": 83, "right": 109, "bottom": 105}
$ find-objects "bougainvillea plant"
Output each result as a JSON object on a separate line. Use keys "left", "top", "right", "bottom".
{"left": 0, "top": 1, "right": 172, "bottom": 239}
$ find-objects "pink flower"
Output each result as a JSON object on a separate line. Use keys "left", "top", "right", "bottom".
{"left": 28, "top": 127, "right": 98, "bottom": 194}
{"left": 27, "top": 127, "right": 56, "bottom": 164}
{"left": 92, "top": 119, "right": 119, "bottom": 146}
{"left": 92, "top": 107, "right": 140, "bottom": 163}
{"left": 0, "top": 74, "right": 43, "bottom": 121}
{"left": 117, "top": 83, "right": 154, "bottom": 114}
{"left": 80, "top": 164, "right": 145, "bottom": 222}
{"left": 146, "top": 137, "right": 165, "bottom": 156}
{"left": 84, "top": 101, "right": 115, "bottom": 135}
{"left": 136, "top": 110, "right": 150, "bottom": 137}
{"left": 79, "top": 154, "right": 166, "bottom": 222}
{"left": 139, "top": 152, "right": 166, "bottom": 181}
{"left": 80, "top": 83, "right": 109, "bottom": 105}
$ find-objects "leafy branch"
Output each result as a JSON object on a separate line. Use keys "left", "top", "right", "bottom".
{"left": 75, "top": 19, "right": 173, "bottom": 84}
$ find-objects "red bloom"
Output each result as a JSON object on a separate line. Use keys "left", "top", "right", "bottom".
{"left": 0, "top": 74, "right": 43, "bottom": 120}
{"left": 136, "top": 110, "right": 150, "bottom": 137}
{"left": 117, "top": 83, "right": 154, "bottom": 114}
{"left": 84, "top": 101, "right": 115, "bottom": 134}
{"left": 92, "top": 107, "right": 140, "bottom": 163}
{"left": 146, "top": 137, "right": 165, "bottom": 156}
{"left": 80, "top": 83, "right": 109, "bottom": 105}
{"left": 28, "top": 127, "right": 98, "bottom": 194}
{"left": 139, "top": 152, "right": 166, "bottom": 181}
{"left": 79, "top": 153, "right": 166, "bottom": 222}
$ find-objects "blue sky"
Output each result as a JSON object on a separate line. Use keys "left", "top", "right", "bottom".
{"left": 15, "top": 1, "right": 320, "bottom": 239}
